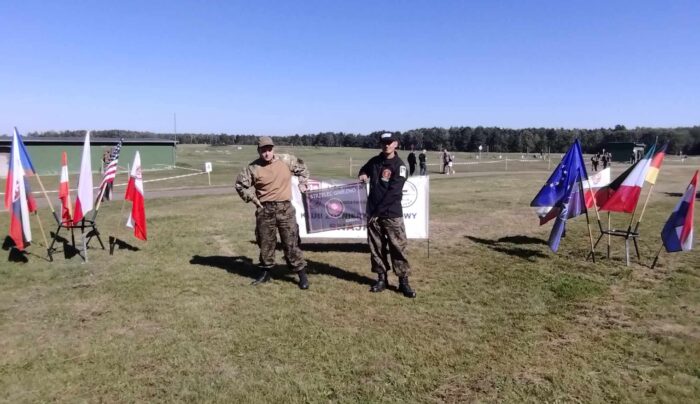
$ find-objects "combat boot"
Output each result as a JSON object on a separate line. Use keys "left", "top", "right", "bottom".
{"left": 398, "top": 276, "right": 416, "bottom": 298}
{"left": 297, "top": 269, "right": 309, "bottom": 290}
{"left": 251, "top": 269, "right": 271, "bottom": 285}
{"left": 370, "top": 273, "right": 387, "bottom": 293}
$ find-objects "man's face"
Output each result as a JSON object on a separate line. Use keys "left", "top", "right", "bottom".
{"left": 258, "top": 145, "right": 274, "bottom": 162}
{"left": 381, "top": 140, "right": 397, "bottom": 155}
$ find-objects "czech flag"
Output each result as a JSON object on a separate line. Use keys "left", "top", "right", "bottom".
{"left": 125, "top": 151, "right": 147, "bottom": 241}
{"left": 5, "top": 128, "right": 38, "bottom": 250}
{"left": 661, "top": 171, "right": 697, "bottom": 252}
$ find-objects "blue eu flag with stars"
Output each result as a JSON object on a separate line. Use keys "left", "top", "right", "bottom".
{"left": 531, "top": 139, "right": 588, "bottom": 251}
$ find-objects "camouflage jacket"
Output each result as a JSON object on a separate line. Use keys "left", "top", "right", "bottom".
{"left": 234, "top": 153, "right": 309, "bottom": 205}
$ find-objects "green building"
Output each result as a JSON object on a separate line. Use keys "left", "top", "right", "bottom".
{"left": 603, "top": 142, "right": 647, "bottom": 163}
{"left": 0, "top": 137, "right": 177, "bottom": 177}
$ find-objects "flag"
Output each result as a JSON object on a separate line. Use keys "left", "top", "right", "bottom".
{"left": 73, "top": 131, "right": 94, "bottom": 223}
{"left": 583, "top": 167, "right": 611, "bottom": 208}
{"left": 99, "top": 138, "right": 123, "bottom": 190}
{"left": 645, "top": 143, "right": 668, "bottom": 185}
{"left": 59, "top": 151, "right": 73, "bottom": 225}
{"left": 5, "top": 128, "right": 37, "bottom": 250}
{"left": 660, "top": 170, "right": 697, "bottom": 252}
{"left": 531, "top": 139, "right": 588, "bottom": 225}
{"left": 530, "top": 139, "right": 588, "bottom": 251}
{"left": 125, "top": 151, "right": 147, "bottom": 241}
{"left": 599, "top": 144, "right": 656, "bottom": 213}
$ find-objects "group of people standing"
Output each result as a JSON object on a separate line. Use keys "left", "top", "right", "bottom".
{"left": 406, "top": 148, "right": 428, "bottom": 176}
{"left": 234, "top": 134, "right": 416, "bottom": 298}
{"left": 590, "top": 150, "right": 612, "bottom": 172}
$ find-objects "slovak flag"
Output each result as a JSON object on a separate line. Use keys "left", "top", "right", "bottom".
{"left": 660, "top": 170, "right": 697, "bottom": 252}
{"left": 73, "top": 131, "right": 94, "bottom": 223}
{"left": 124, "top": 151, "right": 147, "bottom": 241}
{"left": 59, "top": 151, "right": 73, "bottom": 225}
{"left": 5, "top": 128, "right": 38, "bottom": 250}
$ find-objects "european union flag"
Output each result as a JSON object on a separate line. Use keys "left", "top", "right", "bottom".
{"left": 531, "top": 139, "right": 588, "bottom": 251}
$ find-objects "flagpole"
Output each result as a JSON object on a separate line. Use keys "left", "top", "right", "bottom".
{"left": 580, "top": 179, "right": 596, "bottom": 263}
{"left": 650, "top": 243, "right": 664, "bottom": 269}
{"left": 607, "top": 212, "right": 611, "bottom": 258}
{"left": 33, "top": 174, "right": 56, "bottom": 214}
{"left": 633, "top": 184, "right": 655, "bottom": 233}
{"left": 33, "top": 211, "right": 49, "bottom": 249}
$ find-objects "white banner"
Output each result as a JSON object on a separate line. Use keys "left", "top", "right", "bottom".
{"left": 292, "top": 176, "right": 429, "bottom": 239}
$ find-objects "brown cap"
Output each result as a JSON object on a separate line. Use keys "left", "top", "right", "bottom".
{"left": 257, "top": 136, "right": 275, "bottom": 148}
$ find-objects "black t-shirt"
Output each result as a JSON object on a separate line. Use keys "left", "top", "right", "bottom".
{"left": 359, "top": 152, "right": 407, "bottom": 218}
{"left": 418, "top": 153, "right": 426, "bottom": 164}
{"left": 407, "top": 152, "right": 417, "bottom": 165}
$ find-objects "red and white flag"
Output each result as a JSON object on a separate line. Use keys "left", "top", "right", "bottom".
{"left": 583, "top": 167, "right": 611, "bottom": 208}
{"left": 124, "top": 151, "right": 147, "bottom": 241}
{"left": 73, "top": 131, "right": 94, "bottom": 223}
{"left": 59, "top": 151, "right": 73, "bottom": 225}
{"left": 600, "top": 145, "right": 656, "bottom": 213}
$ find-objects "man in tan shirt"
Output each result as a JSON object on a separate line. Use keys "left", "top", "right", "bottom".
{"left": 235, "top": 136, "right": 310, "bottom": 289}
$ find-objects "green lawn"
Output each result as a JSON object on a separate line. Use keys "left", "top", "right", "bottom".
{"left": 1, "top": 145, "right": 698, "bottom": 402}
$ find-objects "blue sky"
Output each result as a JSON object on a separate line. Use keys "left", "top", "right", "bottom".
{"left": 1, "top": 1, "right": 698, "bottom": 135}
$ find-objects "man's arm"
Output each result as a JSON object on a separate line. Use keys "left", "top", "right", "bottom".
{"left": 234, "top": 165, "right": 262, "bottom": 208}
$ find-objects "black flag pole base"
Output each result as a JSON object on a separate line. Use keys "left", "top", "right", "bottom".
{"left": 588, "top": 228, "right": 641, "bottom": 266}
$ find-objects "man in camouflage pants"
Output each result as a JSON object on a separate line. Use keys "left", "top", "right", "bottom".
{"left": 235, "top": 136, "right": 310, "bottom": 290}
{"left": 358, "top": 133, "right": 416, "bottom": 298}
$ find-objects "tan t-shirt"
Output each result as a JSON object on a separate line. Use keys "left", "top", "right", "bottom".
{"left": 255, "top": 159, "right": 293, "bottom": 202}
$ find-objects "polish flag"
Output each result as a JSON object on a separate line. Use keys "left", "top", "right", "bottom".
{"left": 59, "top": 151, "right": 73, "bottom": 225}
{"left": 583, "top": 167, "right": 611, "bottom": 208}
{"left": 73, "top": 131, "right": 94, "bottom": 223}
{"left": 599, "top": 145, "right": 656, "bottom": 213}
{"left": 124, "top": 151, "right": 147, "bottom": 241}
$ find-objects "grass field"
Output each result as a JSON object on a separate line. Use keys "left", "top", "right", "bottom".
{"left": 1, "top": 145, "right": 698, "bottom": 402}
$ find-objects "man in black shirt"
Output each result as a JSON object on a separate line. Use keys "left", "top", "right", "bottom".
{"left": 418, "top": 149, "right": 427, "bottom": 175}
{"left": 358, "top": 133, "right": 416, "bottom": 298}
{"left": 407, "top": 147, "right": 417, "bottom": 176}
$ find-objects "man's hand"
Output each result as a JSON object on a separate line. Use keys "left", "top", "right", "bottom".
{"left": 358, "top": 174, "right": 368, "bottom": 183}
{"left": 298, "top": 183, "right": 308, "bottom": 193}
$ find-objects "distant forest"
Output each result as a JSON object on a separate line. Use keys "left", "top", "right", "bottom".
{"left": 18, "top": 125, "right": 700, "bottom": 155}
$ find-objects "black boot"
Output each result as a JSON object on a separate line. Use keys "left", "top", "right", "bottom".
{"left": 251, "top": 269, "right": 271, "bottom": 285}
{"left": 370, "top": 273, "right": 387, "bottom": 293}
{"left": 398, "top": 276, "right": 416, "bottom": 298}
{"left": 297, "top": 269, "right": 309, "bottom": 290}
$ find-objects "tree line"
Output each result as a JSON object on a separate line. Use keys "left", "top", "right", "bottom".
{"left": 17, "top": 125, "right": 700, "bottom": 155}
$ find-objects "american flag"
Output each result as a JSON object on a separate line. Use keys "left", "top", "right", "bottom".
{"left": 99, "top": 138, "right": 123, "bottom": 189}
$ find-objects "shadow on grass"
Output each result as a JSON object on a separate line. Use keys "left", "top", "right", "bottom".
{"left": 49, "top": 232, "right": 82, "bottom": 259}
{"left": 466, "top": 235, "right": 547, "bottom": 260}
{"left": 108, "top": 237, "right": 140, "bottom": 255}
{"left": 2, "top": 236, "right": 52, "bottom": 263}
{"left": 190, "top": 255, "right": 375, "bottom": 287}
{"left": 248, "top": 240, "right": 370, "bottom": 253}
{"left": 300, "top": 243, "right": 370, "bottom": 253}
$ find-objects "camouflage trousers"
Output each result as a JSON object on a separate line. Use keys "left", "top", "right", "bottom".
{"left": 256, "top": 201, "right": 306, "bottom": 272}
{"left": 367, "top": 216, "right": 411, "bottom": 277}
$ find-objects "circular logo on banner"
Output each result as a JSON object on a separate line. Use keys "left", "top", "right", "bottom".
{"left": 325, "top": 198, "right": 345, "bottom": 218}
{"left": 401, "top": 181, "right": 418, "bottom": 208}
